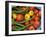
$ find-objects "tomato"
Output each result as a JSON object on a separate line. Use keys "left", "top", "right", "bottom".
{"left": 33, "top": 21, "right": 40, "bottom": 29}
{"left": 16, "top": 14, "right": 24, "bottom": 22}
{"left": 34, "top": 9, "right": 38, "bottom": 14}
{"left": 28, "top": 26, "right": 35, "bottom": 30}
{"left": 24, "top": 21, "right": 29, "bottom": 26}
{"left": 34, "top": 16, "right": 39, "bottom": 21}
{"left": 29, "top": 11, "right": 34, "bottom": 16}
{"left": 36, "top": 10, "right": 41, "bottom": 17}
{"left": 30, "top": 7, "right": 35, "bottom": 11}
{"left": 38, "top": 10, "right": 41, "bottom": 17}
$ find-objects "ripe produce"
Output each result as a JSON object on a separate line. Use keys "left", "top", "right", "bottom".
{"left": 25, "top": 14, "right": 30, "bottom": 20}
{"left": 12, "top": 6, "right": 41, "bottom": 31}
{"left": 33, "top": 21, "right": 40, "bottom": 29}
{"left": 13, "top": 14, "right": 17, "bottom": 19}
{"left": 34, "top": 9, "right": 38, "bottom": 14}
{"left": 29, "top": 7, "right": 35, "bottom": 11}
{"left": 16, "top": 14, "right": 24, "bottom": 22}
{"left": 38, "top": 10, "right": 41, "bottom": 17}
{"left": 29, "top": 11, "right": 34, "bottom": 16}
{"left": 34, "top": 16, "right": 39, "bottom": 21}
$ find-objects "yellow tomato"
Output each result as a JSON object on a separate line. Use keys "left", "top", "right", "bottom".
{"left": 13, "top": 14, "right": 17, "bottom": 19}
{"left": 29, "top": 11, "right": 34, "bottom": 16}
{"left": 25, "top": 14, "right": 30, "bottom": 20}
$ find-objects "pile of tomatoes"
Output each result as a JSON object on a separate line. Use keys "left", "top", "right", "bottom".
{"left": 12, "top": 6, "right": 41, "bottom": 31}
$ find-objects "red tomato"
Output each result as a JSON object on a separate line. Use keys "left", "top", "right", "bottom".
{"left": 16, "top": 14, "right": 24, "bottom": 22}
{"left": 34, "top": 16, "right": 39, "bottom": 21}
{"left": 38, "top": 10, "right": 41, "bottom": 17}
{"left": 28, "top": 26, "right": 35, "bottom": 30}
{"left": 33, "top": 21, "right": 40, "bottom": 29}
{"left": 36, "top": 10, "right": 41, "bottom": 17}
{"left": 34, "top": 9, "right": 38, "bottom": 14}
{"left": 29, "top": 7, "right": 35, "bottom": 11}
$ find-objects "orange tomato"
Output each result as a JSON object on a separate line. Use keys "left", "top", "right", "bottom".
{"left": 16, "top": 14, "right": 24, "bottom": 22}
{"left": 33, "top": 21, "right": 40, "bottom": 29}
{"left": 34, "top": 16, "right": 39, "bottom": 21}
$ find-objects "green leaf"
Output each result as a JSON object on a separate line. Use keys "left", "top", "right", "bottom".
{"left": 12, "top": 19, "right": 26, "bottom": 27}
